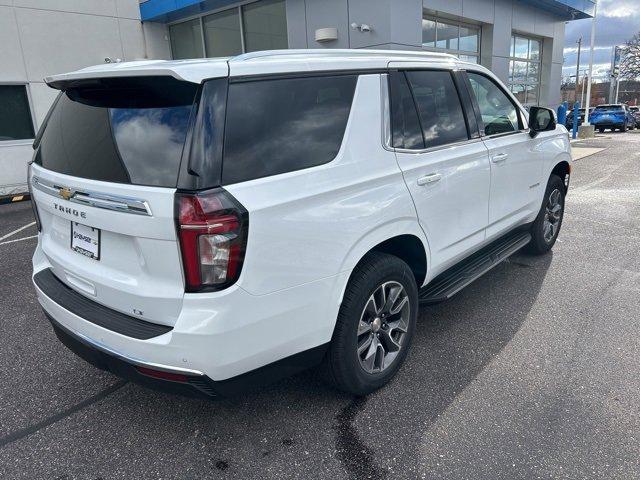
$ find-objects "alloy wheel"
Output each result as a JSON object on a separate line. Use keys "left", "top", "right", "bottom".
{"left": 543, "top": 188, "right": 563, "bottom": 243}
{"left": 356, "top": 281, "right": 410, "bottom": 374}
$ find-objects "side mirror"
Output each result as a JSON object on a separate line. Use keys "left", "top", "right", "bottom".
{"left": 529, "top": 107, "right": 557, "bottom": 138}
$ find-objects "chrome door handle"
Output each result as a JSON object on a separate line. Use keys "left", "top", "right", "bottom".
{"left": 417, "top": 173, "right": 442, "bottom": 186}
{"left": 491, "top": 153, "right": 508, "bottom": 164}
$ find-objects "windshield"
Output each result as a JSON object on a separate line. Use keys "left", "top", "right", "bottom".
{"left": 35, "top": 77, "right": 198, "bottom": 187}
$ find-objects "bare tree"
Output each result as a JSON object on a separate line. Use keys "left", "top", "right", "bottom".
{"left": 620, "top": 32, "right": 640, "bottom": 79}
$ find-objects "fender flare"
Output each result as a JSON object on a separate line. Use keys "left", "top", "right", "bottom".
{"left": 546, "top": 153, "right": 572, "bottom": 192}
{"left": 332, "top": 217, "right": 432, "bottom": 305}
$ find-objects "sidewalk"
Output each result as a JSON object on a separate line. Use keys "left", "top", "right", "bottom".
{"left": 571, "top": 147, "right": 605, "bottom": 161}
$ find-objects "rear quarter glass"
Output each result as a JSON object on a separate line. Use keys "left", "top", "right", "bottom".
{"left": 220, "top": 74, "right": 358, "bottom": 185}
{"left": 35, "top": 76, "right": 198, "bottom": 188}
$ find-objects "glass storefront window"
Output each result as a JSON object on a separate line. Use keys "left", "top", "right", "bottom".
{"left": 422, "top": 19, "right": 436, "bottom": 47}
{"left": 527, "top": 62, "right": 540, "bottom": 83}
{"left": 511, "top": 61, "right": 528, "bottom": 83}
{"left": 169, "top": 18, "right": 204, "bottom": 60}
{"left": 436, "top": 21, "right": 459, "bottom": 50}
{"left": 458, "top": 54, "right": 478, "bottom": 64}
{"left": 459, "top": 26, "right": 478, "bottom": 52}
{"left": 169, "top": 0, "right": 287, "bottom": 60}
{"left": 422, "top": 15, "right": 480, "bottom": 64}
{"left": 529, "top": 39, "right": 541, "bottom": 61}
{"left": 242, "top": 0, "right": 288, "bottom": 53}
{"left": 513, "top": 36, "right": 529, "bottom": 59}
{"left": 0, "top": 85, "right": 35, "bottom": 141}
{"left": 509, "top": 34, "right": 542, "bottom": 106}
{"left": 203, "top": 9, "right": 243, "bottom": 57}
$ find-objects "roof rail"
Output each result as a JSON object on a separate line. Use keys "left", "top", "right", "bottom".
{"left": 229, "top": 49, "right": 458, "bottom": 63}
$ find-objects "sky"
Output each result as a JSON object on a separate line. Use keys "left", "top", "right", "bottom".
{"left": 562, "top": 0, "right": 640, "bottom": 82}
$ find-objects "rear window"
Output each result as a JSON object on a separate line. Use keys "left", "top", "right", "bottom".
{"left": 405, "top": 70, "right": 469, "bottom": 148}
{"left": 389, "top": 72, "right": 425, "bottom": 150}
{"left": 595, "top": 105, "right": 623, "bottom": 112}
{"left": 221, "top": 75, "right": 357, "bottom": 185}
{"left": 35, "top": 77, "right": 198, "bottom": 187}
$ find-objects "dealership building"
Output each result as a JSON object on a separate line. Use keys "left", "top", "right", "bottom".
{"left": 0, "top": 0, "right": 593, "bottom": 197}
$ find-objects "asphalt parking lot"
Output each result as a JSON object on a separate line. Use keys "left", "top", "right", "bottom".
{"left": 1, "top": 131, "right": 639, "bottom": 479}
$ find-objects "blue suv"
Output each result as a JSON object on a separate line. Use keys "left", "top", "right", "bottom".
{"left": 589, "top": 104, "right": 637, "bottom": 132}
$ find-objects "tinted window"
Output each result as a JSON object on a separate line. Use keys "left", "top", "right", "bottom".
{"left": 222, "top": 75, "right": 357, "bottom": 185}
{"left": 389, "top": 72, "right": 424, "bottom": 149}
{"left": 406, "top": 71, "right": 468, "bottom": 148}
{"left": 0, "top": 85, "right": 35, "bottom": 141}
{"left": 36, "top": 77, "right": 197, "bottom": 187}
{"left": 467, "top": 72, "right": 520, "bottom": 136}
{"left": 180, "top": 78, "right": 228, "bottom": 190}
{"left": 595, "top": 105, "right": 623, "bottom": 112}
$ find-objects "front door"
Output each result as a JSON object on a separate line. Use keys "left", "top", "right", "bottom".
{"left": 465, "top": 71, "right": 543, "bottom": 238}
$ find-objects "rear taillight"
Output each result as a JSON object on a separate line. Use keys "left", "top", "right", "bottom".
{"left": 176, "top": 189, "right": 248, "bottom": 292}
{"left": 27, "top": 163, "right": 41, "bottom": 232}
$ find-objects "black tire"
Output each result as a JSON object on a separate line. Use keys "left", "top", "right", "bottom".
{"left": 321, "top": 252, "right": 418, "bottom": 395}
{"left": 526, "top": 174, "right": 565, "bottom": 255}
{"left": 598, "top": 128, "right": 605, "bottom": 133}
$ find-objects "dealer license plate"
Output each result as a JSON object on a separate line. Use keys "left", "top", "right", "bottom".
{"left": 70, "top": 222, "right": 100, "bottom": 260}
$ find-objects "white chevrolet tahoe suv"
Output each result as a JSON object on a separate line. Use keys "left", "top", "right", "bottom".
{"left": 30, "top": 50, "right": 571, "bottom": 397}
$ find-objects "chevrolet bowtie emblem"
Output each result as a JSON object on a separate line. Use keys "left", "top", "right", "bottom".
{"left": 59, "top": 187, "right": 74, "bottom": 201}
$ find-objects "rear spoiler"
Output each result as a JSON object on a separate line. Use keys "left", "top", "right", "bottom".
{"left": 45, "top": 70, "right": 189, "bottom": 91}
{"left": 44, "top": 60, "right": 229, "bottom": 91}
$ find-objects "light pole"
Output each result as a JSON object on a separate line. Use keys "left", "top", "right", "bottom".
{"left": 583, "top": 0, "right": 597, "bottom": 127}
{"left": 575, "top": 37, "right": 582, "bottom": 103}
{"left": 613, "top": 45, "right": 626, "bottom": 104}
{"left": 609, "top": 47, "right": 617, "bottom": 102}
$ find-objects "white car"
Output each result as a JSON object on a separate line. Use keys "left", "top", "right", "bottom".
{"left": 30, "top": 50, "right": 571, "bottom": 397}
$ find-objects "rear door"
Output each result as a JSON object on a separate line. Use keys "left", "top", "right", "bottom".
{"left": 31, "top": 76, "right": 200, "bottom": 327}
{"left": 387, "top": 67, "right": 491, "bottom": 274}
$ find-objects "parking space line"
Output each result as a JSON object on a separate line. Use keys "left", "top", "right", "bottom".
{"left": 0, "top": 380, "right": 127, "bottom": 449}
{"left": 0, "top": 235, "right": 38, "bottom": 246}
{"left": 0, "top": 222, "right": 36, "bottom": 242}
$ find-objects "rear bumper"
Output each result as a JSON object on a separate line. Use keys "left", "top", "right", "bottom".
{"left": 590, "top": 120, "right": 624, "bottom": 128}
{"left": 46, "top": 313, "right": 219, "bottom": 398}
{"left": 45, "top": 312, "right": 327, "bottom": 398}
{"left": 34, "top": 269, "right": 172, "bottom": 340}
{"left": 32, "top": 245, "right": 345, "bottom": 395}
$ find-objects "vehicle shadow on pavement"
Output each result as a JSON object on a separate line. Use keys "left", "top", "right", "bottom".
{"left": 330, "top": 250, "right": 554, "bottom": 478}
{"left": 68, "top": 251, "right": 553, "bottom": 478}
{"left": 1, "top": 242, "right": 552, "bottom": 479}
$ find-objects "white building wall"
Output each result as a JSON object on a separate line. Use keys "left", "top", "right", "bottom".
{"left": 286, "top": 0, "right": 566, "bottom": 107}
{"left": 0, "top": 0, "right": 148, "bottom": 196}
